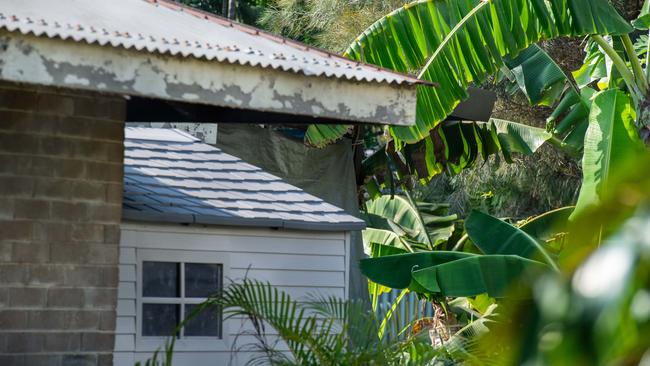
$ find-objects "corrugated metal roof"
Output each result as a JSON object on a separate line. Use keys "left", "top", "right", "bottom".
{"left": 0, "top": 0, "right": 423, "bottom": 86}
{"left": 123, "top": 127, "right": 366, "bottom": 231}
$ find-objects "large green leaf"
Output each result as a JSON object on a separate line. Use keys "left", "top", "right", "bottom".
{"left": 519, "top": 206, "right": 574, "bottom": 242}
{"left": 364, "top": 213, "right": 410, "bottom": 236}
{"left": 503, "top": 44, "right": 567, "bottom": 107}
{"left": 572, "top": 40, "right": 608, "bottom": 88}
{"left": 632, "top": 0, "right": 650, "bottom": 29}
{"left": 365, "top": 195, "right": 457, "bottom": 248}
{"left": 415, "top": 201, "right": 458, "bottom": 244}
{"left": 304, "top": 124, "right": 351, "bottom": 147}
{"left": 502, "top": 44, "right": 597, "bottom": 154}
{"left": 421, "top": 120, "right": 498, "bottom": 175}
{"left": 361, "top": 118, "right": 553, "bottom": 183}
{"left": 411, "top": 255, "right": 549, "bottom": 297}
{"left": 363, "top": 228, "right": 411, "bottom": 254}
{"left": 519, "top": 206, "right": 574, "bottom": 255}
{"left": 366, "top": 242, "right": 409, "bottom": 304}
{"left": 365, "top": 195, "right": 432, "bottom": 248}
{"left": 551, "top": 87, "right": 597, "bottom": 152}
{"left": 465, "top": 210, "right": 558, "bottom": 270}
{"left": 370, "top": 242, "right": 409, "bottom": 258}
{"left": 491, "top": 118, "right": 552, "bottom": 155}
{"left": 359, "top": 251, "right": 476, "bottom": 289}
{"left": 345, "top": 0, "right": 632, "bottom": 144}
{"left": 361, "top": 251, "right": 548, "bottom": 298}
{"left": 572, "top": 90, "right": 644, "bottom": 218}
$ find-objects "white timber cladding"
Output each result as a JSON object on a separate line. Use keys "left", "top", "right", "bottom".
{"left": 114, "top": 222, "right": 350, "bottom": 366}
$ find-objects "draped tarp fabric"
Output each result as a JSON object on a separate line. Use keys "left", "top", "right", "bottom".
{"left": 216, "top": 124, "right": 367, "bottom": 302}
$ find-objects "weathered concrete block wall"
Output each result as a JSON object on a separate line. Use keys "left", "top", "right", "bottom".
{"left": 0, "top": 82, "right": 125, "bottom": 365}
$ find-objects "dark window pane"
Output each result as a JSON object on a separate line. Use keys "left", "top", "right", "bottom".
{"left": 184, "top": 304, "right": 221, "bottom": 337}
{"left": 143, "top": 261, "right": 179, "bottom": 298}
{"left": 142, "top": 303, "right": 179, "bottom": 336}
{"left": 185, "top": 263, "right": 221, "bottom": 298}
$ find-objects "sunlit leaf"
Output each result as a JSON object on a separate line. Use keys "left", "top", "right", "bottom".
{"left": 572, "top": 90, "right": 644, "bottom": 219}
{"left": 465, "top": 210, "right": 558, "bottom": 270}
{"left": 345, "top": 0, "right": 632, "bottom": 144}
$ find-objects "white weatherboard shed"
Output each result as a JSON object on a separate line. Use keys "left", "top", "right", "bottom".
{"left": 114, "top": 128, "right": 365, "bottom": 365}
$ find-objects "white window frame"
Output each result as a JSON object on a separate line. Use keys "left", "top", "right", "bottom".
{"left": 135, "top": 249, "right": 231, "bottom": 352}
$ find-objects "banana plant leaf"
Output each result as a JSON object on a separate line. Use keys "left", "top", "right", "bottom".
{"left": 364, "top": 195, "right": 457, "bottom": 249}
{"left": 361, "top": 209, "right": 572, "bottom": 299}
{"left": 359, "top": 251, "right": 476, "bottom": 289}
{"left": 518, "top": 206, "right": 574, "bottom": 255}
{"left": 361, "top": 118, "right": 554, "bottom": 183}
{"left": 633, "top": 0, "right": 650, "bottom": 29}
{"left": 360, "top": 251, "right": 548, "bottom": 298}
{"left": 362, "top": 228, "right": 411, "bottom": 254}
{"left": 309, "top": 0, "right": 633, "bottom": 170}
{"left": 551, "top": 88, "right": 596, "bottom": 152}
{"left": 571, "top": 90, "right": 644, "bottom": 219}
{"left": 344, "top": 0, "right": 632, "bottom": 144}
{"left": 491, "top": 118, "right": 552, "bottom": 155}
{"left": 410, "top": 255, "right": 549, "bottom": 298}
{"left": 370, "top": 243, "right": 409, "bottom": 258}
{"left": 572, "top": 40, "right": 608, "bottom": 88}
{"left": 364, "top": 213, "right": 410, "bottom": 236}
{"left": 465, "top": 210, "right": 558, "bottom": 271}
{"left": 304, "top": 124, "right": 352, "bottom": 147}
{"left": 415, "top": 201, "right": 458, "bottom": 245}
{"left": 503, "top": 44, "right": 567, "bottom": 107}
{"left": 502, "top": 44, "right": 598, "bottom": 154}
{"left": 365, "top": 195, "right": 432, "bottom": 248}
{"left": 519, "top": 206, "right": 574, "bottom": 242}
{"left": 366, "top": 243, "right": 412, "bottom": 301}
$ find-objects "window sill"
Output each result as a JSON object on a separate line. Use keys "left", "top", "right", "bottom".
{"left": 136, "top": 337, "right": 231, "bottom": 352}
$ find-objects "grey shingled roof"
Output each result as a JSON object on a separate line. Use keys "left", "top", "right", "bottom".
{"left": 123, "top": 127, "right": 365, "bottom": 231}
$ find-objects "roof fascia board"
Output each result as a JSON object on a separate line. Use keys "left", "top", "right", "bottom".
{"left": 123, "top": 209, "right": 366, "bottom": 232}
{"left": 0, "top": 31, "right": 417, "bottom": 126}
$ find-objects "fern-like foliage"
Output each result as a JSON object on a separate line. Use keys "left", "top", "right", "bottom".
{"left": 140, "top": 279, "right": 498, "bottom": 365}
{"left": 205, "top": 279, "right": 481, "bottom": 365}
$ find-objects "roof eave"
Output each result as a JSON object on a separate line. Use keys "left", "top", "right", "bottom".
{"left": 122, "top": 209, "right": 366, "bottom": 232}
{"left": 0, "top": 30, "right": 418, "bottom": 126}
{"left": 154, "top": 0, "right": 429, "bottom": 87}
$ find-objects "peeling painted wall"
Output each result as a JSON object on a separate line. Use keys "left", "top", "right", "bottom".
{"left": 0, "top": 31, "right": 418, "bottom": 126}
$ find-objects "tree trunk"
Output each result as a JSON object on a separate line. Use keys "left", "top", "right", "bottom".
{"left": 222, "top": 0, "right": 228, "bottom": 17}
{"left": 228, "top": 0, "right": 236, "bottom": 19}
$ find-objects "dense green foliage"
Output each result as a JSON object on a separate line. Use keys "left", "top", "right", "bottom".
{"left": 345, "top": 0, "right": 630, "bottom": 143}
{"left": 259, "top": 0, "right": 405, "bottom": 50}
{"left": 179, "top": 0, "right": 270, "bottom": 25}
{"left": 354, "top": 0, "right": 650, "bottom": 364}
{"left": 479, "top": 155, "right": 650, "bottom": 365}
{"left": 147, "top": 279, "right": 496, "bottom": 365}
